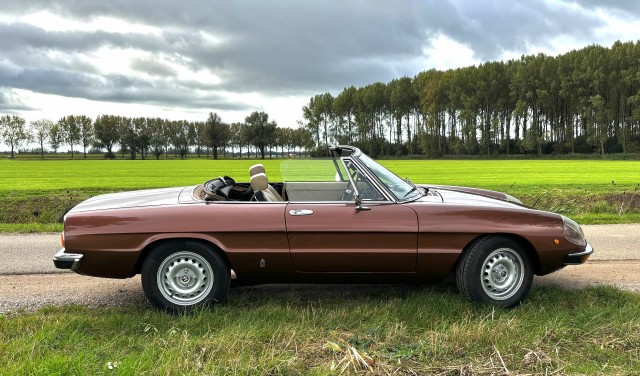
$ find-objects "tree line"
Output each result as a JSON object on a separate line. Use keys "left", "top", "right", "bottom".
{"left": 0, "top": 112, "right": 314, "bottom": 160}
{"left": 301, "top": 40, "right": 640, "bottom": 157}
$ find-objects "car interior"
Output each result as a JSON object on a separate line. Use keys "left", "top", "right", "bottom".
{"left": 192, "top": 162, "right": 363, "bottom": 203}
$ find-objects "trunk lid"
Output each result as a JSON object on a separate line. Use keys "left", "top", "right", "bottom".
{"left": 68, "top": 187, "right": 186, "bottom": 213}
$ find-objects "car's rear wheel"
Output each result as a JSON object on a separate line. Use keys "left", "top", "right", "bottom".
{"left": 456, "top": 236, "right": 533, "bottom": 308}
{"left": 141, "top": 240, "right": 230, "bottom": 313}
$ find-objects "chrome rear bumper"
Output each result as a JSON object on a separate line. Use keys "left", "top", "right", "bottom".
{"left": 53, "top": 248, "right": 83, "bottom": 271}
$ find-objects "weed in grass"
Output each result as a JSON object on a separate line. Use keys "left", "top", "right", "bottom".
{"left": 606, "top": 189, "right": 640, "bottom": 216}
{"left": 324, "top": 340, "right": 375, "bottom": 373}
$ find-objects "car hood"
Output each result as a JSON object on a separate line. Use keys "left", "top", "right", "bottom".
{"left": 418, "top": 185, "right": 522, "bottom": 209}
{"left": 68, "top": 187, "right": 186, "bottom": 213}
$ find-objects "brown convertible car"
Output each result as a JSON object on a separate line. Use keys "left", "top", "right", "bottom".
{"left": 54, "top": 145, "right": 593, "bottom": 312}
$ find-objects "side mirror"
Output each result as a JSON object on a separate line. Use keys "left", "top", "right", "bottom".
{"left": 355, "top": 195, "right": 370, "bottom": 211}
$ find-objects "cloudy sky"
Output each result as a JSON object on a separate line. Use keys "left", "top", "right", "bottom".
{"left": 1, "top": 0, "right": 640, "bottom": 148}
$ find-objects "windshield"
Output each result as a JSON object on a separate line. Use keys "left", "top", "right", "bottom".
{"left": 280, "top": 159, "right": 346, "bottom": 181}
{"left": 357, "top": 154, "right": 421, "bottom": 200}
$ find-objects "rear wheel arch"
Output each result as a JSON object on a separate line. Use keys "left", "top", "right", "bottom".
{"left": 133, "top": 236, "right": 232, "bottom": 276}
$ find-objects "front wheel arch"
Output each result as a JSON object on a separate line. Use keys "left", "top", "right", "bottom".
{"left": 455, "top": 233, "right": 541, "bottom": 276}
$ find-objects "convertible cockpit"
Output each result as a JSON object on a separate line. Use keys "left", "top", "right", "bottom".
{"left": 192, "top": 147, "right": 391, "bottom": 203}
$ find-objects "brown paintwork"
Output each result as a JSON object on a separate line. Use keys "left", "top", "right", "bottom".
{"left": 409, "top": 199, "right": 572, "bottom": 278}
{"left": 64, "top": 202, "right": 292, "bottom": 279}
{"left": 286, "top": 202, "right": 417, "bottom": 272}
{"left": 59, "top": 146, "right": 591, "bottom": 286}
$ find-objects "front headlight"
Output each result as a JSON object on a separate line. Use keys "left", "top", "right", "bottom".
{"left": 562, "top": 215, "right": 586, "bottom": 246}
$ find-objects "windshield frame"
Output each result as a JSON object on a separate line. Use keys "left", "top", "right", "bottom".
{"left": 329, "top": 145, "right": 423, "bottom": 202}
{"left": 354, "top": 153, "right": 422, "bottom": 202}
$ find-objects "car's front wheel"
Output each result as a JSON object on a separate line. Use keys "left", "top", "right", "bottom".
{"left": 456, "top": 236, "right": 533, "bottom": 308}
{"left": 141, "top": 240, "right": 230, "bottom": 313}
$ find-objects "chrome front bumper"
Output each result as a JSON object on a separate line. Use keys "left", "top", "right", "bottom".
{"left": 53, "top": 248, "right": 83, "bottom": 271}
{"left": 564, "top": 243, "right": 594, "bottom": 265}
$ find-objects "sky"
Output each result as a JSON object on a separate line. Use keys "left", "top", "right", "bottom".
{"left": 1, "top": 0, "right": 640, "bottom": 150}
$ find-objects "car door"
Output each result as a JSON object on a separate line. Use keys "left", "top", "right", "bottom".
{"left": 285, "top": 201, "right": 418, "bottom": 272}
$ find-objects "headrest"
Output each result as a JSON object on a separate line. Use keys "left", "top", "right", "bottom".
{"left": 250, "top": 173, "right": 268, "bottom": 191}
{"left": 249, "top": 164, "right": 265, "bottom": 176}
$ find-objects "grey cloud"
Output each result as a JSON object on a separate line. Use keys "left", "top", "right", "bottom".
{"left": 130, "top": 57, "right": 177, "bottom": 78}
{"left": 171, "top": 0, "right": 605, "bottom": 90}
{"left": 157, "top": 1, "right": 436, "bottom": 92}
{"left": 0, "top": 1, "right": 438, "bottom": 94}
{"left": 0, "top": 89, "right": 35, "bottom": 112}
{"left": 0, "top": 22, "right": 167, "bottom": 55}
{"left": 0, "top": 22, "right": 249, "bottom": 108}
{"left": 434, "top": 0, "right": 606, "bottom": 60}
{"left": 0, "top": 0, "right": 632, "bottom": 113}
{"left": 1, "top": 1, "right": 606, "bottom": 57}
{"left": 0, "top": 64, "right": 249, "bottom": 111}
{"left": 571, "top": 0, "right": 640, "bottom": 15}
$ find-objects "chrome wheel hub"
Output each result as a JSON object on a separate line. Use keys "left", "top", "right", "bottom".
{"left": 481, "top": 248, "right": 524, "bottom": 300}
{"left": 493, "top": 265, "right": 508, "bottom": 282}
{"left": 157, "top": 251, "right": 214, "bottom": 305}
{"left": 177, "top": 268, "right": 196, "bottom": 287}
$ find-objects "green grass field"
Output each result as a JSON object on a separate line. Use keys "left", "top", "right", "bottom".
{"left": 1, "top": 285, "right": 638, "bottom": 374}
{"left": 1, "top": 158, "right": 639, "bottom": 231}
{"left": 2, "top": 158, "right": 639, "bottom": 192}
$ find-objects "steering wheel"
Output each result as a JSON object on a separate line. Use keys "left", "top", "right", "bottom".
{"left": 203, "top": 176, "right": 224, "bottom": 195}
{"left": 203, "top": 176, "right": 235, "bottom": 199}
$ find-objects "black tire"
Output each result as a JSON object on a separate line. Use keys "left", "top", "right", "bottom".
{"left": 141, "top": 240, "right": 230, "bottom": 313}
{"left": 456, "top": 236, "right": 533, "bottom": 308}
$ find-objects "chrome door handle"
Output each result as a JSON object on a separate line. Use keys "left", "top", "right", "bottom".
{"left": 289, "top": 209, "right": 314, "bottom": 216}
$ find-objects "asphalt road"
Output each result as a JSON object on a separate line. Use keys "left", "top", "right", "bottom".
{"left": 0, "top": 224, "right": 638, "bottom": 313}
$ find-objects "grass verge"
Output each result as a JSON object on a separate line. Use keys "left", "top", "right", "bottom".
{"left": 0, "top": 284, "right": 638, "bottom": 374}
{"left": 0, "top": 223, "right": 62, "bottom": 233}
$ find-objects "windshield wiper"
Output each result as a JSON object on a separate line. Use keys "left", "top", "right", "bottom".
{"left": 401, "top": 178, "right": 421, "bottom": 199}
{"left": 402, "top": 185, "right": 419, "bottom": 199}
